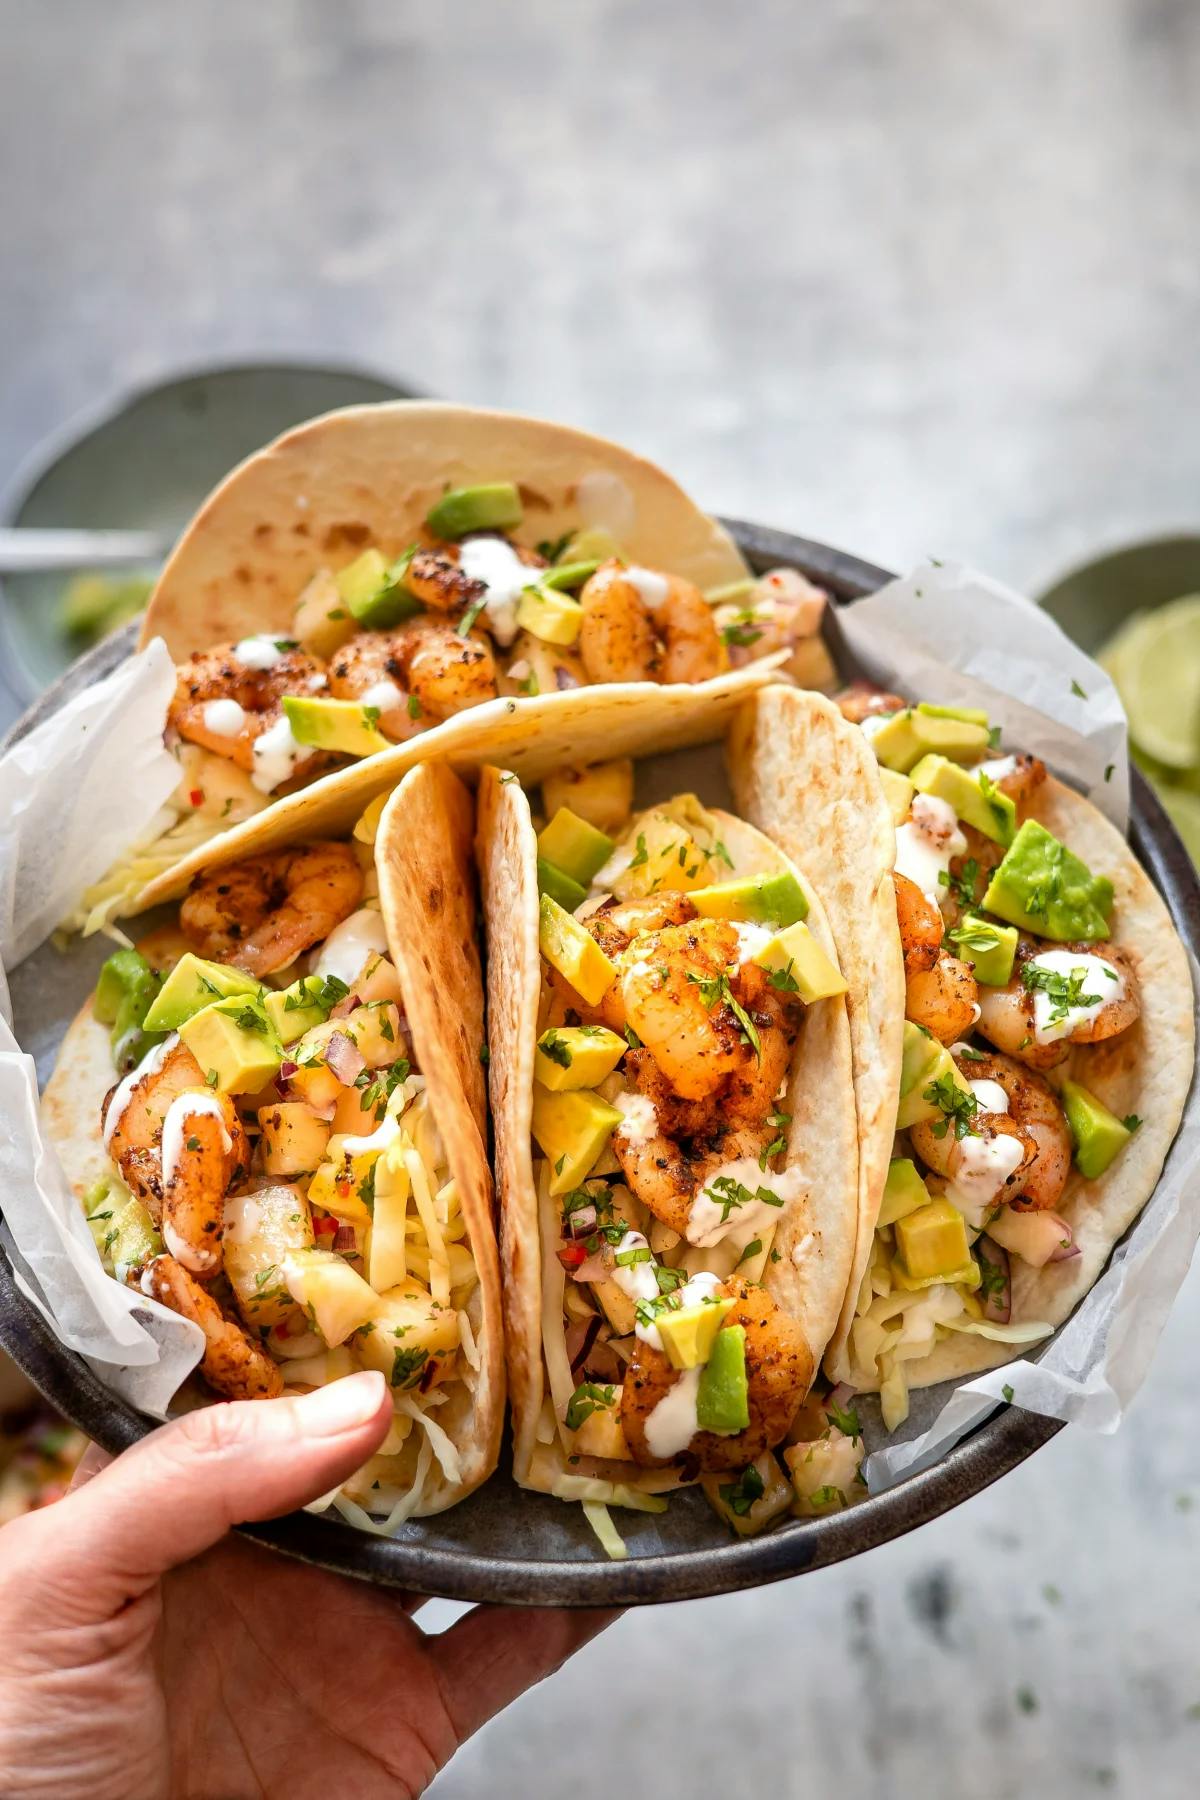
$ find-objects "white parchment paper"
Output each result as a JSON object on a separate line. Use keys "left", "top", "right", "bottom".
{"left": 0, "top": 569, "right": 1196, "bottom": 1477}
{"left": 0, "top": 641, "right": 204, "bottom": 1413}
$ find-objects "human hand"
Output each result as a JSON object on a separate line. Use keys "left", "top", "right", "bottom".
{"left": 0, "top": 1372, "right": 616, "bottom": 1798}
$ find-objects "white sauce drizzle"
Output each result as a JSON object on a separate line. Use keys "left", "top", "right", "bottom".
{"left": 360, "top": 679, "right": 405, "bottom": 714}
{"left": 946, "top": 1132, "right": 1026, "bottom": 1228}
{"left": 250, "top": 714, "right": 307, "bottom": 793}
{"left": 969, "top": 1079, "right": 1010, "bottom": 1116}
{"left": 625, "top": 566, "right": 669, "bottom": 609}
{"left": 102, "top": 1035, "right": 177, "bottom": 1149}
{"left": 613, "top": 1091, "right": 658, "bottom": 1146}
{"left": 1025, "top": 949, "right": 1124, "bottom": 1045}
{"left": 233, "top": 634, "right": 291, "bottom": 670}
{"left": 311, "top": 908, "right": 390, "bottom": 988}
{"left": 609, "top": 1230, "right": 660, "bottom": 1303}
{"left": 338, "top": 1113, "right": 402, "bottom": 1157}
{"left": 733, "top": 923, "right": 774, "bottom": 965}
{"left": 686, "top": 1156, "right": 803, "bottom": 1249}
{"left": 201, "top": 697, "right": 247, "bottom": 738}
{"left": 976, "top": 754, "right": 1018, "bottom": 782}
{"left": 791, "top": 1231, "right": 816, "bottom": 1267}
{"left": 643, "top": 1364, "right": 703, "bottom": 1460}
{"left": 456, "top": 537, "right": 537, "bottom": 648}
{"left": 895, "top": 793, "right": 969, "bottom": 905}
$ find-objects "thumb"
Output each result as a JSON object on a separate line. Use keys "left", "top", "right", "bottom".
{"left": 50, "top": 1371, "right": 391, "bottom": 1605}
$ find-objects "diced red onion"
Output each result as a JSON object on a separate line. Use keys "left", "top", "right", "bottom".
{"left": 333, "top": 1224, "right": 358, "bottom": 1255}
{"left": 279, "top": 1059, "right": 298, "bottom": 1081}
{"left": 325, "top": 1031, "right": 365, "bottom": 1086}
{"left": 825, "top": 1382, "right": 857, "bottom": 1416}
{"left": 567, "top": 1204, "right": 598, "bottom": 1238}
{"left": 330, "top": 993, "right": 360, "bottom": 1021}
{"left": 976, "top": 1235, "right": 1012, "bottom": 1323}
{"left": 554, "top": 665, "right": 582, "bottom": 691}
{"left": 1049, "top": 1225, "right": 1080, "bottom": 1264}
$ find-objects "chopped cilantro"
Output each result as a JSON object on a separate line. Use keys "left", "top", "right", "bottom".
{"left": 705, "top": 1175, "right": 784, "bottom": 1224}
{"left": 735, "top": 1237, "right": 763, "bottom": 1267}
{"left": 1020, "top": 960, "right": 1103, "bottom": 1025}
{"left": 827, "top": 1397, "right": 861, "bottom": 1442}
{"left": 185, "top": 1135, "right": 200, "bottom": 1153}
{"left": 948, "top": 921, "right": 1001, "bottom": 956}
{"left": 939, "top": 857, "right": 980, "bottom": 908}
{"left": 457, "top": 596, "right": 488, "bottom": 636}
{"left": 720, "top": 610, "right": 765, "bottom": 650}
{"left": 391, "top": 1345, "right": 430, "bottom": 1388}
{"left": 1122, "top": 1113, "right": 1143, "bottom": 1134}
{"left": 766, "top": 960, "right": 800, "bottom": 995}
{"left": 718, "top": 1465, "right": 766, "bottom": 1516}
{"left": 565, "top": 1382, "right": 615, "bottom": 1430}
{"left": 407, "top": 693, "right": 422, "bottom": 719}
{"left": 539, "top": 1030, "right": 573, "bottom": 1069}
{"left": 687, "top": 968, "right": 761, "bottom": 1060}
{"left": 1002, "top": 1383, "right": 1015, "bottom": 1403}
{"left": 923, "top": 1071, "right": 979, "bottom": 1140}
{"left": 628, "top": 833, "right": 649, "bottom": 870}
{"left": 362, "top": 704, "right": 382, "bottom": 731}
{"left": 1070, "top": 679, "right": 1087, "bottom": 700}
{"left": 1105, "top": 763, "right": 1115, "bottom": 783}
{"left": 205, "top": 1068, "right": 219, "bottom": 1088}
{"left": 480, "top": 1043, "right": 490, "bottom": 1064}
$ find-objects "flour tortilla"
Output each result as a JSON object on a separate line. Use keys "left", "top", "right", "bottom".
{"left": 42, "top": 772, "right": 505, "bottom": 1515}
{"left": 727, "top": 685, "right": 905, "bottom": 1381}
{"left": 140, "top": 401, "right": 750, "bottom": 657}
{"left": 476, "top": 761, "right": 858, "bottom": 1492}
{"left": 860, "top": 773, "right": 1195, "bottom": 1391}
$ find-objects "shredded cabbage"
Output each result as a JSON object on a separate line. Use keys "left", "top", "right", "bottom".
{"left": 582, "top": 1501, "right": 628, "bottom": 1561}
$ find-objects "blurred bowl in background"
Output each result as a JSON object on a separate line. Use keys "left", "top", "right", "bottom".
{"left": 0, "top": 360, "right": 418, "bottom": 699}
{"left": 1038, "top": 533, "right": 1200, "bottom": 653}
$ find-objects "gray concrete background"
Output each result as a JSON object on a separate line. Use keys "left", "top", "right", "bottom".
{"left": 3, "top": 3, "right": 1200, "bottom": 1795}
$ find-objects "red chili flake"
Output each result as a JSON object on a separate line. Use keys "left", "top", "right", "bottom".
{"left": 188, "top": 788, "right": 205, "bottom": 807}
{"left": 557, "top": 1243, "right": 587, "bottom": 1271}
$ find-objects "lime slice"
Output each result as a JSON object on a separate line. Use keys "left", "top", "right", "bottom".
{"left": 1103, "top": 595, "right": 1200, "bottom": 769}
{"left": 1156, "top": 782, "right": 1200, "bottom": 869}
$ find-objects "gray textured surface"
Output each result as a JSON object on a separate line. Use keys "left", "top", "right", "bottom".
{"left": 2, "top": 2, "right": 1200, "bottom": 1795}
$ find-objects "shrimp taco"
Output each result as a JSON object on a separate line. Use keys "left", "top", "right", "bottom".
{"left": 77, "top": 402, "right": 831, "bottom": 929}
{"left": 476, "top": 741, "right": 864, "bottom": 1554}
{"left": 42, "top": 764, "right": 504, "bottom": 1524}
{"left": 731, "top": 684, "right": 1194, "bottom": 1433}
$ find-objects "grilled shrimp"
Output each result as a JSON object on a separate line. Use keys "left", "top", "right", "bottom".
{"left": 621, "top": 1277, "right": 812, "bottom": 1472}
{"left": 579, "top": 560, "right": 727, "bottom": 685}
{"left": 976, "top": 751, "right": 1047, "bottom": 806}
{"left": 619, "top": 918, "right": 762, "bottom": 1102}
{"left": 405, "top": 537, "right": 546, "bottom": 620}
{"left": 894, "top": 873, "right": 979, "bottom": 1043}
{"left": 180, "top": 842, "right": 364, "bottom": 976}
{"left": 335, "top": 619, "right": 497, "bottom": 722}
{"left": 836, "top": 683, "right": 906, "bottom": 724}
{"left": 326, "top": 633, "right": 424, "bottom": 741}
{"left": 975, "top": 940, "right": 1140, "bottom": 1071}
{"left": 714, "top": 567, "right": 828, "bottom": 676}
{"left": 545, "top": 892, "right": 699, "bottom": 1029}
{"left": 911, "top": 1049, "right": 1072, "bottom": 1212}
{"left": 169, "top": 642, "right": 329, "bottom": 791}
{"left": 613, "top": 1123, "right": 767, "bottom": 1237}
{"left": 136, "top": 1255, "right": 283, "bottom": 1398}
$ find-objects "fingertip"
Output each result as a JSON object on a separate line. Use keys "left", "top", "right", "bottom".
{"left": 290, "top": 1369, "right": 391, "bottom": 1440}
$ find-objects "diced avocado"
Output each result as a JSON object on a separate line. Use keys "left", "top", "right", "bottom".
{"left": 695, "top": 1325, "right": 750, "bottom": 1434}
{"left": 563, "top": 526, "right": 622, "bottom": 563}
{"left": 515, "top": 585, "right": 583, "bottom": 646}
{"left": 896, "top": 1036, "right": 974, "bottom": 1130}
{"left": 899, "top": 1020, "right": 939, "bottom": 1098}
{"left": 894, "top": 1196, "right": 972, "bottom": 1282}
{"left": 535, "top": 1025, "right": 627, "bottom": 1092}
{"left": 537, "top": 857, "right": 587, "bottom": 913}
{"left": 334, "top": 547, "right": 422, "bottom": 628}
{"left": 879, "top": 766, "right": 916, "bottom": 826}
{"left": 282, "top": 695, "right": 390, "bottom": 758}
{"left": 751, "top": 920, "right": 846, "bottom": 1002}
{"left": 537, "top": 807, "right": 615, "bottom": 887}
{"left": 657, "top": 1297, "right": 735, "bottom": 1370}
{"left": 910, "top": 753, "right": 1016, "bottom": 847}
{"left": 94, "top": 948, "right": 167, "bottom": 1071}
{"left": 1060, "top": 1078, "right": 1133, "bottom": 1179}
{"left": 142, "top": 952, "right": 261, "bottom": 1032}
{"left": 108, "top": 1195, "right": 163, "bottom": 1275}
{"left": 264, "top": 975, "right": 337, "bottom": 1046}
{"left": 690, "top": 869, "right": 808, "bottom": 927}
{"left": 917, "top": 700, "right": 990, "bottom": 728}
{"left": 540, "top": 559, "right": 601, "bottom": 592}
{"left": 426, "top": 482, "right": 523, "bottom": 539}
{"left": 61, "top": 573, "right": 152, "bottom": 643}
{"left": 877, "top": 1157, "right": 931, "bottom": 1227}
{"left": 531, "top": 1086, "right": 623, "bottom": 1195}
{"left": 538, "top": 894, "right": 618, "bottom": 1006}
{"left": 871, "top": 707, "right": 991, "bottom": 774}
{"left": 178, "top": 995, "right": 283, "bottom": 1094}
{"left": 981, "top": 819, "right": 1113, "bottom": 942}
{"left": 947, "top": 912, "right": 1018, "bottom": 987}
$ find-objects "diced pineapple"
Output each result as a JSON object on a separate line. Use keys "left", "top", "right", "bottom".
{"left": 355, "top": 1279, "right": 461, "bottom": 1388}
{"left": 345, "top": 1002, "right": 402, "bottom": 1068}
{"left": 293, "top": 568, "right": 355, "bottom": 659}
{"left": 280, "top": 1346, "right": 358, "bottom": 1388}
{"left": 282, "top": 1247, "right": 378, "bottom": 1346}
{"left": 570, "top": 1397, "right": 633, "bottom": 1462}
{"left": 701, "top": 1451, "right": 794, "bottom": 1537}
{"left": 286, "top": 1021, "right": 347, "bottom": 1109}
{"left": 609, "top": 809, "right": 714, "bottom": 900}
{"left": 332, "top": 1082, "right": 384, "bottom": 1137}
{"left": 306, "top": 1162, "right": 374, "bottom": 1230}
{"left": 224, "top": 1185, "right": 314, "bottom": 1328}
{"left": 257, "top": 1102, "right": 332, "bottom": 1177}
{"left": 785, "top": 1428, "right": 865, "bottom": 1516}
{"left": 542, "top": 760, "right": 635, "bottom": 837}
{"left": 351, "top": 954, "right": 404, "bottom": 1008}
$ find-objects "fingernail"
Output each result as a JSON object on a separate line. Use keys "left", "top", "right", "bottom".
{"left": 293, "top": 1370, "right": 388, "bottom": 1436}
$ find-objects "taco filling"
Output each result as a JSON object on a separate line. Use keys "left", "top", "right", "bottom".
{"left": 480, "top": 768, "right": 865, "bottom": 1551}
{"left": 54, "top": 786, "right": 497, "bottom": 1528}
{"left": 837, "top": 687, "right": 1146, "bottom": 1429}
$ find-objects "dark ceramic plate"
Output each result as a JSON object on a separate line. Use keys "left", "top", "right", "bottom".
{"left": 2, "top": 522, "right": 1196, "bottom": 1607}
